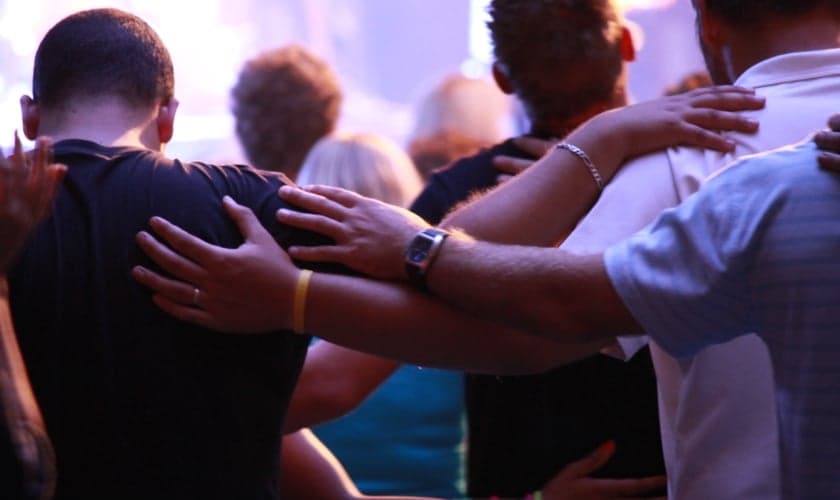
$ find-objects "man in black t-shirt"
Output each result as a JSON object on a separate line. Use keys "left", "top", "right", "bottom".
{"left": 410, "top": 1, "right": 664, "bottom": 497}
{"left": 7, "top": 9, "right": 325, "bottom": 499}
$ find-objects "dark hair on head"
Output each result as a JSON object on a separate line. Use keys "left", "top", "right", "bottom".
{"left": 488, "top": 0, "right": 624, "bottom": 127}
{"left": 704, "top": 0, "right": 840, "bottom": 26}
{"left": 231, "top": 45, "right": 343, "bottom": 177}
{"left": 33, "top": 8, "right": 174, "bottom": 109}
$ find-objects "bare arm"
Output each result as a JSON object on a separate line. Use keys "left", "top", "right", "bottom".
{"left": 132, "top": 197, "right": 608, "bottom": 374}
{"left": 424, "top": 233, "right": 643, "bottom": 343}
{"left": 279, "top": 87, "right": 764, "bottom": 278}
{"left": 280, "top": 429, "right": 436, "bottom": 500}
{"left": 439, "top": 87, "right": 763, "bottom": 246}
{"left": 284, "top": 344, "right": 400, "bottom": 433}
{"left": 272, "top": 186, "right": 639, "bottom": 342}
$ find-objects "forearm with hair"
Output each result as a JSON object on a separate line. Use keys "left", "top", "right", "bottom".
{"left": 440, "top": 116, "right": 628, "bottom": 246}
{"left": 426, "top": 234, "right": 642, "bottom": 342}
{"left": 303, "top": 273, "right": 607, "bottom": 375}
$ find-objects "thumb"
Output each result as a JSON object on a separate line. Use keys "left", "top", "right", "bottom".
{"left": 558, "top": 440, "right": 616, "bottom": 479}
{"left": 222, "top": 195, "right": 273, "bottom": 244}
{"left": 829, "top": 113, "right": 840, "bottom": 132}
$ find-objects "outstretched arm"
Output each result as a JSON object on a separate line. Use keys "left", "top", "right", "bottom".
{"left": 426, "top": 233, "right": 641, "bottom": 342}
{"left": 279, "top": 87, "right": 763, "bottom": 277}
{"left": 132, "top": 197, "right": 608, "bottom": 374}
{"left": 272, "top": 187, "right": 639, "bottom": 343}
{"left": 437, "top": 86, "right": 763, "bottom": 246}
{"left": 0, "top": 133, "right": 65, "bottom": 272}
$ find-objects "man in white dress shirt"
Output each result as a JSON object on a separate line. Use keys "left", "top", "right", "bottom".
{"left": 440, "top": 0, "right": 840, "bottom": 498}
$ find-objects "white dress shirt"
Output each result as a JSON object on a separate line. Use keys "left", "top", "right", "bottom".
{"left": 561, "top": 48, "right": 840, "bottom": 499}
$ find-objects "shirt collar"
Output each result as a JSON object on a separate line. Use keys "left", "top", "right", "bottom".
{"left": 735, "top": 47, "right": 840, "bottom": 89}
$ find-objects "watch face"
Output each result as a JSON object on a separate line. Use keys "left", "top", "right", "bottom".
{"left": 408, "top": 249, "right": 427, "bottom": 264}
{"left": 407, "top": 236, "right": 434, "bottom": 264}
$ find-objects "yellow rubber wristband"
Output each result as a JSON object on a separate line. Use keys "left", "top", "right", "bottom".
{"left": 293, "top": 269, "right": 313, "bottom": 335}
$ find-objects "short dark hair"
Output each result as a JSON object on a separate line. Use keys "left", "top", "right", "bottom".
{"left": 704, "top": 0, "right": 840, "bottom": 26}
{"left": 33, "top": 8, "right": 174, "bottom": 109}
{"left": 488, "top": 0, "right": 624, "bottom": 126}
{"left": 231, "top": 45, "right": 343, "bottom": 176}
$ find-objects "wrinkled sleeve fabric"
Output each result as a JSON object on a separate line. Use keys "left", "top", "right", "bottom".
{"left": 603, "top": 159, "right": 769, "bottom": 359}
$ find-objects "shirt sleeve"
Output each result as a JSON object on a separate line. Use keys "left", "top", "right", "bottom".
{"left": 561, "top": 151, "right": 682, "bottom": 358}
{"left": 603, "top": 163, "right": 763, "bottom": 359}
{"left": 561, "top": 151, "right": 681, "bottom": 254}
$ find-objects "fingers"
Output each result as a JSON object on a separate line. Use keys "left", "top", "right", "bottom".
{"left": 685, "top": 108, "right": 759, "bottom": 135}
{"left": 11, "top": 131, "right": 25, "bottom": 186}
{"left": 135, "top": 230, "right": 208, "bottom": 284}
{"left": 147, "top": 216, "right": 220, "bottom": 269}
{"left": 585, "top": 475, "right": 668, "bottom": 498}
{"left": 675, "top": 123, "right": 737, "bottom": 153}
{"left": 276, "top": 209, "right": 346, "bottom": 240}
{"left": 152, "top": 294, "right": 218, "bottom": 330}
{"left": 492, "top": 155, "right": 534, "bottom": 176}
{"left": 828, "top": 113, "right": 840, "bottom": 132}
{"left": 688, "top": 88, "right": 765, "bottom": 112}
{"left": 28, "top": 138, "right": 54, "bottom": 221}
{"left": 815, "top": 129, "right": 840, "bottom": 172}
{"left": 818, "top": 152, "right": 840, "bottom": 172}
{"left": 304, "top": 184, "right": 364, "bottom": 207}
{"left": 132, "top": 265, "right": 196, "bottom": 305}
{"left": 556, "top": 440, "right": 616, "bottom": 479}
{"left": 510, "top": 136, "right": 557, "bottom": 158}
{"left": 278, "top": 185, "right": 347, "bottom": 221}
{"left": 815, "top": 130, "right": 840, "bottom": 152}
{"left": 287, "top": 244, "right": 353, "bottom": 265}
{"left": 222, "top": 196, "right": 274, "bottom": 245}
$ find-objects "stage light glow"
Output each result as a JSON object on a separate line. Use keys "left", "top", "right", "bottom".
{"left": 616, "top": 0, "right": 676, "bottom": 11}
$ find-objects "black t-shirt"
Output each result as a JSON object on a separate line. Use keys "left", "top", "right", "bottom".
{"left": 411, "top": 140, "right": 665, "bottom": 498}
{"left": 8, "top": 140, "right": 320, "bottom": 500}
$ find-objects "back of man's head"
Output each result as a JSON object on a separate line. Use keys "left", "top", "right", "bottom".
{"left": 231, "top": 45, "right": 343, "bottom": 178}
{"left": 488, "top": 0, "right": 626, "bottom": 131}
{"left": 703, "top": 0, "right": 840, "bottom": 26}
{"left": 33, "top": 8, "right": 174, "bottom": 112}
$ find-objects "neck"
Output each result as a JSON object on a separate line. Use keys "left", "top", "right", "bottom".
{"left": 530, "top": 88, "right": 628, "bottom": 138}
{"left": 39, "top": 100, "right": 161, "bottom": 150}
{"left": 727, "top": 9, "right": 840, "bottom": 80}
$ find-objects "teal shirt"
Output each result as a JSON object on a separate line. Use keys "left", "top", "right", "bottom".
{"left": 313, "top": 365, "right": 465, "bottom": 497}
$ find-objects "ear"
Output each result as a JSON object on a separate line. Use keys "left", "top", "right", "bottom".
{"left": 492, "top": 63, "right": 515, "bottom": 95}
{"left": 19, "top": 95, "right": 40, "bottom": 140}
{"left": 694, "top": 0, "right": 723, "bottom": 50}
{"left": 156, "top": 97, "right": 178, "bottom": 144}
{"left": 620, "top": 26, "right": 636, "bottom": 62}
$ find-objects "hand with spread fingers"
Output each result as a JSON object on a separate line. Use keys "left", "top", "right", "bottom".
{"left": 815, "top": 114, "right": 840, "bottom": 171}
{"left": 0, "top": 133, "right": 66, "bottom": 272}
{"left": 276, "top": 185, "right": 431, "bottom": 281}
{"left": 596, "top": 84, "right": 764, "bottom": 160}
{"left": 132, "top": 196, "right": 299, "bottom": 333}
{"left": 542, "top": 441, "right": 667, "bottom": 500}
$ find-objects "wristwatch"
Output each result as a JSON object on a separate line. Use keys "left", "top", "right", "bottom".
{"left": 404, "top": 228, "right": 450, "bottom": 290}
